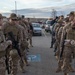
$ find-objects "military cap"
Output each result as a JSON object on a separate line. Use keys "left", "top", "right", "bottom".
{"left": 67, "top": 11, "right": 75, "bottom": 16}
{"left": 57, "top": 19, "right": 63, "bottom": 23}
{"left": 0, "top": 14, "right": 3, "bottom": 18}
{"left": 64, "top": 17, "right": 69, "bottom": 22}
{"left": 21, "top": 15, "right": 25, "bottom": 19}
{"left": 61, "top": 15, "right": 64, "bottom": 17}
{"left": 9, "top": 13, "right": 17, "bottom": 19}
{"left": 17, "top": 17, "right": 22, "bottom": 20}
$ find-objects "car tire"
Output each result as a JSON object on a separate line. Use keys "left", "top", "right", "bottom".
{"left": 39, "top": 33, "right": 42, "bottom": 36}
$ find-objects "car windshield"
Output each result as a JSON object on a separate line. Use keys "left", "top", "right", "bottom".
{"left": 46, "top": 20, "right": 51, "bottom": 24}
{"left": 32, "top": 23, "right": 40, "bottom": 27}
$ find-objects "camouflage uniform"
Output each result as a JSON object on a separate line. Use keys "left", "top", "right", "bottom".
{"left": 53, "top": 23, "right": 60, "bottom": 53}
{"left": 56, "top": 25, "right": 65, "bottom": 72}
{"left": 2, "top": 13, "right": 23, "bottom": 75}
{"left": 27, "top": 18, "right": 33, "bottom": 47}
{"left": 19, "top": 20, "right": 29, "bottom": 49}
{"left": 0, "top": 29, "right": 12, "bottom": 75}
{"left": 18, "top": 24, "right": 28, "bottom": 72}
{"left": 61, "top": 23, "right": 75, "bottom": 74}
{"left": 21, "top": 20, "right": 29, "bottom": 39}
{"left": 54, "top": 21, "right": 63, "bottom": 60}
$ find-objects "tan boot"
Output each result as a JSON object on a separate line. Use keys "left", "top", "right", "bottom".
{"left": 68, "top": 65, "right": 75, "bottom": 72}
{"left": 55, "top": 56, "right": 59, "bottom": 61}
{"left": 56, "top": 67, "right": 61, "bottom": 73}
{"left": 21, "top": 69, "right": 26, "bottom": 73}
{"left": 64, "top": 73, "right": 69, "bottom": 75}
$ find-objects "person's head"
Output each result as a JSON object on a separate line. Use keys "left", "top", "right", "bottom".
{"left": 0, "top": 14, "right": 3, "bottom": 29}
{"left": 9, "top": 13, "right": 18, "bottom": 24}
{"left": 64, "top": 17, "right": 69, "bottom": 23}
{"left": 21, "top": 15, "right": 25, "bottom": 19}
{"left": 57, "top": 18, "right": 63, "bottom": 24}
{"left": 17, "top": 16, "right": 22, "bottom": 24}
{"left": 27, "top": 18, "right": 30, "bottom": 22}
{"left": 0, "top": 14, "right": 3, "bottom": 24}
{"left": 60, "top": 15, "right": 64, "bottom": 20}
{"left": 68, "top": 11, "right": 75, "bottom": 21}
{"left": 70, "top": 13, "right": 75, "bottom": 29}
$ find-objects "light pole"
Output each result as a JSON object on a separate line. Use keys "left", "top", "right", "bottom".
{"left": 51, "top": 9, "right": 57, "bottom": 19}
{"left": 15, "top": 1, "right": 17, "bottom": 14}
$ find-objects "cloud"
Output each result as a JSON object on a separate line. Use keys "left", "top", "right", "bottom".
{"left": 0, "top": 0, "right": 75, "bottom": 10}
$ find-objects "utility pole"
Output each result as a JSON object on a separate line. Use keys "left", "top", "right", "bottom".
{"left": 51, "top": 9, "right": 57, "bottom": 19}
{"left": 15, "top": 1, "right": 17, "bottom": 14}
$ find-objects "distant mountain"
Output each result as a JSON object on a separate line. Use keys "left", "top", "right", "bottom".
{"left": 2, "top": 3, "right": 75, "bottom": 18}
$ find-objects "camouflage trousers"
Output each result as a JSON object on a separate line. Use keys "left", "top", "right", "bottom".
{"left": 62, "top": 46, "right": 75, "bottom": 73}
{"left": 55, "top": 40, "right": 60, "bottom": 60}
{"left": 20, "top": 42, "right": 28, "bottom": 66}
{"left": 28, "top": 33, "right": 33, "bottom": 46}
{"left": 9, "top": 49, "right": 19, "bottom": 75}
{"left": 19, "top": 50, "right": 26, "bottom": 72}
{"left": 0, "top": 57, "right": 6, "bottom": 75}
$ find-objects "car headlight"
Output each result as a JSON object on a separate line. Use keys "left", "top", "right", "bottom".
{"left": 45, "top": 25, "right": 48, "bottom": 27}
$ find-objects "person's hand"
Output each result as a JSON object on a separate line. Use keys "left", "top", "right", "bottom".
{"left": 71, "top": 40, "right": 75, "bottom": 46}
{"left": 7, "top": 40, "right": 12, "bottom": 45}
{"left": 64, "top": 40, "right": 71, "bottom": 45}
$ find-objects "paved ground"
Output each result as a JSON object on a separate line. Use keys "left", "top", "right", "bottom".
{"left": 16, "top": 30, "right": 75, "bottom": 75}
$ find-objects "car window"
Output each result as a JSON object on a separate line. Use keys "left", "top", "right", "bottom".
{"left": 46, "top": 20, "right": 51, "bottom": 24}
{"left": 32, "top": 23, "right": 40, "bottom": 27}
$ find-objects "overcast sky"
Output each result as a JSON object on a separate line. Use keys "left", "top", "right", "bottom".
{"left": 0, "top": 0, "right": 75, "bottom": 13}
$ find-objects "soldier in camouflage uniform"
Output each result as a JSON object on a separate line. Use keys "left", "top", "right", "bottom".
{"left": 54, "top": 18, "right": 64, "bottom": 60}
{"left": 61, "top": 12, "right": 75, "bottom": 75}
{"left": 56, "top": 21, "right": 65, "bottom": 73}
{"left": 20, "top": 16, "right": 29, "bottom": 50}
{"left": 2, "top": 13, "right": 23, "bottom": 75}
{"left": 56, "top": 17, "right": 70, "bottom": 73}
{"left": 0, "top": 14, "right": 12, "bottom": 75}
{"left": 17, "top": 17, "right": 29, "bottom": 71}
{"left": 27, "top": 18, "right": 33, "bottom": 47}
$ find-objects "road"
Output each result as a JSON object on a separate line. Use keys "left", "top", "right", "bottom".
{"left": 17, "top": 30, "right": 75, "bottom": 75}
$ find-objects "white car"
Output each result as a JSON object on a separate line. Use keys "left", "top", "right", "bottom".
{"left": 32, "top": 23, "right": 42, "bottom": 36}
{"left": 45, "top": 20, "right": 52, "bottom": 32}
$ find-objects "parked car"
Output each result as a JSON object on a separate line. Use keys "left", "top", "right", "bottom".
{"left": 32, "top": 23, "right": 42, "bottom": 36}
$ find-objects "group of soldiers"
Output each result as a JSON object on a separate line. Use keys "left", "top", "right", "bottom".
{"left": 50, "top": 11, "right": 75, "bottom": 75}
{"left": 0, "top": 13, "right": 33, "bottom": 75}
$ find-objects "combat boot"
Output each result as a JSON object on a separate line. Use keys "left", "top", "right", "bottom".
{"left": 56, "top": 67, "right": 61, "bottom": 73}
{"left": 56, "top": 60, "right": 63, "bottom": 73}
{"left": 64, "top": 73, "right": 69, "bottom": 75}
{"left": 68, "top": 65, "right": 75, "bottom": 72}
{"left": 55, "top": 55, "right": 59, "bottom": 61}
{"left": 21, "top": 68, "right": 26, "bottom": 73}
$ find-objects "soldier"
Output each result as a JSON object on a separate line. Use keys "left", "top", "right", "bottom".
{"left": 0, "top": 14, "right": 12, "bottom": 75}
{"left": 60, "top": 11, "right": 75, "bottom": 75}
{"left": 54, "top": 19, "right": 64, "bottom": 59}
{"left": 2, "top": 13, "right": 23, "bottom": 75}
{"left": 17, "top": 17, "right": 29, "bottom": 68}
{"left": 56, "top": 21, "right": 65, "bottom": 73}
{"left": 27, "top": 18, "right": 33, "bottom": 47}
{"left": 20, "top": 16, "right": 29, "bottom": 50}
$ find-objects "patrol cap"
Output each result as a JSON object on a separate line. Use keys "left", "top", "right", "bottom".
{"left": 9, "top": 13, "right": 17, "bottom": 20}
{"left": 67, "top": 11, "right": 75, "bottom": 16}
{"left": 17, "top": 17, "right": 22, "bottom": 20}
{"left": 64, "top": 17, "right": 69, "bottom": 22}
{"left": 21, "top": 15, "right": 25, "bottom": 19}
{"left": 0, "top": 14, "right": 3, "bottom": 19}
{"left": 57, "top": 19, "right": 63, "bottom": 23}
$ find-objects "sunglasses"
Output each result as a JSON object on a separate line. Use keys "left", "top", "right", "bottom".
{"left": 12, "top": 19, "right": 18, "bottom": 21}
